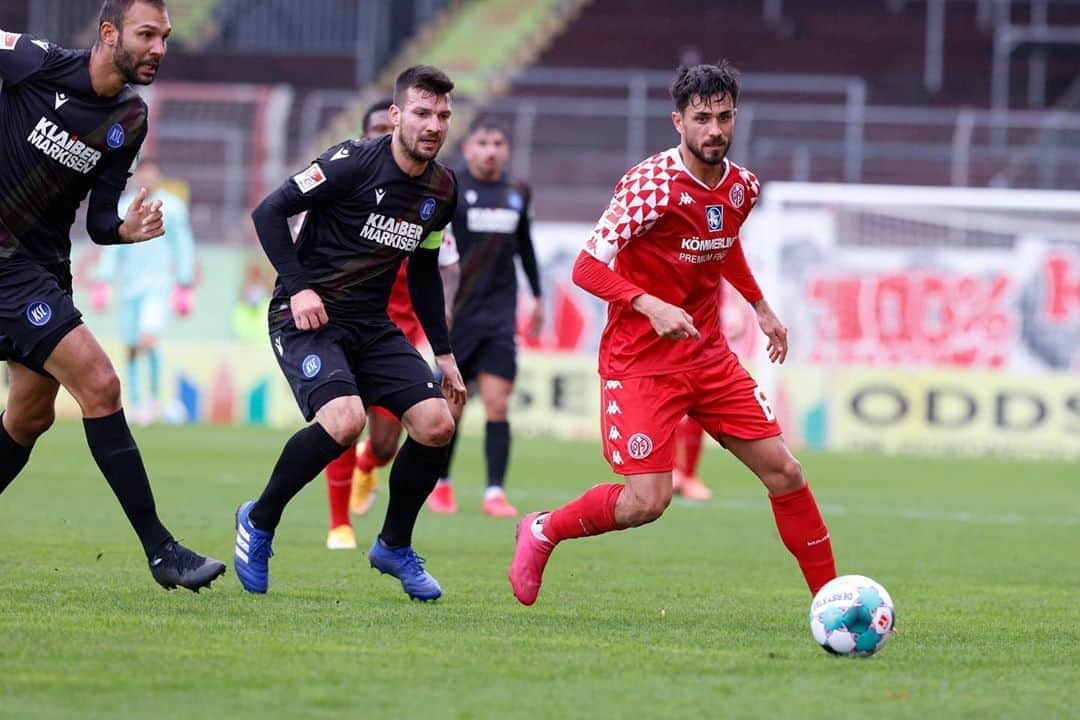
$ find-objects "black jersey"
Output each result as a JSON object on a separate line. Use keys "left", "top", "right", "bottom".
{"left": 0, "top": 31, "right": 147, "bottom": 265}
{"left": 255, "top": 134, "right": 457, "bottom": 329}
{"left": 450, "top": 172, "right": 541, "bottom": 335}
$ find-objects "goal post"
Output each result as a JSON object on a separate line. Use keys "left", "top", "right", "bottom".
{"left": 745, "top": 182, "right": 1080, "bottom": 459}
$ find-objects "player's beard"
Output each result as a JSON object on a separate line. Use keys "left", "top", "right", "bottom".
{"left": 113, "top": 37, "right": 159, "bottom": 86}
{"left": 402, "top": 127, "right": 444, "bottom": 163}
{"left": 686, "top": 135, "right": 729, "bottom": 166}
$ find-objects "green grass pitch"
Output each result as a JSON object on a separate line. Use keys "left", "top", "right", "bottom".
{"left": 0, "top": 421, "right": 1076, "bottom": 719}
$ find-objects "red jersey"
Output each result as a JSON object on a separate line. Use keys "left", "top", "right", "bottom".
{"left": 387, "top": 262, "right": 426, "bottom": 347}
{"left": 584, "top": 149, "right": 763, "bottom": 378}
{"left": 385, "top": 227, "right": 460, "bottom": 349}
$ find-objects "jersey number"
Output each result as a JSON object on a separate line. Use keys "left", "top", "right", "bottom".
{"left": 753, "top": 386, "right": 776, "bottom": 422}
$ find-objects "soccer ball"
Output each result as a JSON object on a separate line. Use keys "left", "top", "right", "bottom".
{"left": 809, "top": 575, "right": 895, "bottom": 657}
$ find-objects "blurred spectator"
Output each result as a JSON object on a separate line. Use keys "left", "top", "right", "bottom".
{"left": 93, "top": 158, "right": 195, "bottom": 424}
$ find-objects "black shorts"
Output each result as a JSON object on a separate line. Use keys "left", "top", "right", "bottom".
{"left": 271, "top": 319, "right": 444, "bottom": 422}
{"left": 451, "top": 325, "right": 517, "bottom": 383}
{"left": 0, "top": 257, "right": 83, "bottom": 376}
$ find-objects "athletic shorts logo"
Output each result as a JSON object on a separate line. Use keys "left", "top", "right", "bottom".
{"left": 627, "top": 432, "right": 653, "bottom": 460}
{"left": 301, "top": 354, "right": 321, "bottom": 378}
{"left": 706, "top": 205, "right": 724, "bottom": 232}
{"left": 26, "top": 301, "right": 51, "bottom": 327}
{"left": 729, "top": 183, "right": 745, "bottom": 208}
{"left": 106, "top": 123, "right": 125, "bottom": 149}
{"left": 420, "top": 198, "right": 436, "bottom": 220}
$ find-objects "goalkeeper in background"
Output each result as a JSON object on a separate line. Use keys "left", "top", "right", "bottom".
{"left": 93, "top": 157, "right": 196, "bottom": 424}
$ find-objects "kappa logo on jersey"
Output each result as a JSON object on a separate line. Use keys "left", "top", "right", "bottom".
{"left": 706, "top": 205, "right": 724, "bottom": 232}
{"left": 729, "top": 183, "right": 746, "bottom": 208}
{"left": 606, "top": 400, "right": 621, "bottom": 415}
{"left": 360, "top": 213, "right": 424, "bottom": 251}
{"left": 330, "top": 147, "right": 350, "bottom": 161}
{"left": 301, "top": 354, "right": 321, "bottom": 378}
{"left": 1, "top": 31, "right": 20, "bottom": 50}
{"left": 27, "top": 117, "right": 103, "bottom": 174}
{"left": 604, "top": 380, "right": 623, "bottom": 390}
{"left": 106, "top": 124, "right": 125, "bottom": 149}
{"left": 611, "top": 450, "right": 624, "bottom": 465}
{"left": 466, "top": 207, "right": 519, "bottom": 234}
{"left": 608, "top": 425, "right": 622, "bottom": 441}
{"left": 679, "top": 192, "right": 694, "bottom": 206}
{"left": 26, "top": 301, "right": 51, "bottom": 327}
{"left": 54, "top": 92, "right": 69, "bottom": 110}
{"left": 627, "top": 433, "right": 653, "bottom": 460}
{"left": 292, "top": 163, "right": 327, "bottom": 194}
{"left": 420, "top": 198, "right": 437, "bottom": 221}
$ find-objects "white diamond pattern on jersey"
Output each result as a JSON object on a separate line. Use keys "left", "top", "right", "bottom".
{"left": 588, "top": 152, "right": 677, "bottom": 261}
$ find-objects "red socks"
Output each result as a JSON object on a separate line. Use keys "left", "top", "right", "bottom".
{"left": 674, "top": 417, "right": 704, "bottom": 476}
{"left": 326, "top": 445, "right": 356, "bottom": 528}
{"left": 356, "top": 438, "right": 391, "bottom": 473}
{"left": 769, "top": 484, "right": 837, "bottom": 594}
{"left": 544, "top": 483, "right": 624, "bottom": 543}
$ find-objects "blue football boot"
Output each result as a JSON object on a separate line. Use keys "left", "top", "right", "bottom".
{"left": 368, "top": 538, "right": 442, "bottom": 601}
{"left": 234, "top": 501, "right": 274, "bottom": 594}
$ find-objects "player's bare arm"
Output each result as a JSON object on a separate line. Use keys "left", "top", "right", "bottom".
{"left": 434, "top": 353, "right": 467, "bottom": 406}
{"left": 631, "top": 293, "right": 700, "bottom": 341}
{"left": 118, "top": 187, "right": 165, "bottom": 243}
{"left": 752, "top": 298, "right": 788, "bottom": 363}
{"left": 290, "top": 288, "right": 329, "bottom": 331}
{"left": 527, "top": 299, "right": 544, "bottom": 340}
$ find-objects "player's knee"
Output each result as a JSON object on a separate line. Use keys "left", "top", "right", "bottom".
{"left": 82, "top": 365, "right": 122, "bottom": 413}
{"left": 370, "top": 434, "right": 399, "bottom": 462}
{"left": 415, "top": 412, "right": 455, "bottom": 447}
{"left": 624, "top": 487, "right": 670, "bottom": 526}
{"left": 485, "top": 400, "right": 509, "bottom": 421}
{"left": 772, "top": 456, "right": 805, "bottom": 494}
{"left": 330, "top": 413, "right": 367, "bottom": 446}
{"left": 642, "top": 492, "right": 672, "bottom": 522}
{"left": 12, "top": 406, "right": 55, "bottom": 440}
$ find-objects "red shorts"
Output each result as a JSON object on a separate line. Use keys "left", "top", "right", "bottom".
{"left": 599, "top": 351, "right": 781, "bottom": 475}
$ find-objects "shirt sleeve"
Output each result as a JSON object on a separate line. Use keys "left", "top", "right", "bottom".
{"left": 720, "top": 238, "right": 763, "bottom": 304}
{"left": 406, "top": 248, "right": 451, "bottom": 355}
{"left": 0, "top": 31, "right": 49, "bottom": 85}
{"left": 572, "top": 250, "right": 644, "bottom": 304}
{"left": 251, "top": 145, "right": 366, "bottom": 295}
{"left": 582, "top": 165, "right": 669, "bottom": 264}
{"left": 515, "top": 186, "right": 542, "bottom": 298}
{"left": 85, "top": 124, "right": 145, "bottom": 245}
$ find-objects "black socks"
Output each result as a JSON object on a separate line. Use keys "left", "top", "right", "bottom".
{"left": 83, "top": 410, "right": 171, "bottom": 557}
{"left": 249, "top": 422, "right": 350, "bottom": 532}
{"left": 379, "top": 438, "right": 449, "bottom": 548}
{"left": 0, "top": 413, "right": 32, "bottom": 496}
{"left": 484, "top": 420, "right": 510, "bottom": 488}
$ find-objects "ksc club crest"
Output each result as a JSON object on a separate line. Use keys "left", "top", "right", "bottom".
{"left": 420, "top": 198, "right": 436, "bottom": 220}
{"left": 301, "top": 354, "right": 322, "bottom": 378}
{"left": 26, "top": 301, "right": 51, "bottom": 327}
